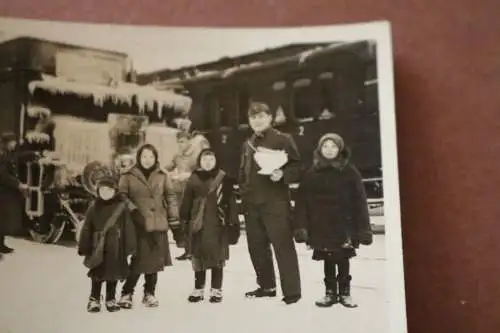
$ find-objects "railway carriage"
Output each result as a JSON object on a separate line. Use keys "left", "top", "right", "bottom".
{"left": 150, "top": 41, "right": 383, "bottom": 204}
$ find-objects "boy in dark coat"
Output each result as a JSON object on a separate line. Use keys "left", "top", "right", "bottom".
{"left": 293, "top": 133, "right": 373, "bottom": 308}
{"left": 78, "top": 176, "right": 137, "bottom": 313}
{"left": 238, "top": 102, "right": 303, "bottom": 305}
{"left": 180, "top": 149, "right": 240, "bottom": 303}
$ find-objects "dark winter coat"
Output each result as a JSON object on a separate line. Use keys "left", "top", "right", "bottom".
{"left": 238, "top": 128, "right": 302, "bottom": 204}
{"left": 78, "top": 196, "right": 137, "bottom": 281}
{"left": 0, "top": 150, "right": 37, "bottom": 235}
{"left": 180, "top": 169, "right": 240, "bottom": 271}
{"left": 293, "top": 148, "right": 372, "bottom": 258}
{"left": 118, "top": 165, "right": 179, "bottom": 274}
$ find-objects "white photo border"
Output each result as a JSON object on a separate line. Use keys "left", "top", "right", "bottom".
{"left": 0, "top": 18, "right": 404, "bottom": 333}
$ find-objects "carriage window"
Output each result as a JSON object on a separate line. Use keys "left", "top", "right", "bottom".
{"left": 217, "top": 92, "right": 234, "bottom": 128}
{"left": 292, "top": 77, "right": 314, "bottom": 120}
{"left": 202, "top": 94, "right": 216, "bottom": 130}
{"left": 237, "top": 90, "right": 250, "bottom": 125}
{"left": 318, "top": 74, "right": 336, "bottom": 118}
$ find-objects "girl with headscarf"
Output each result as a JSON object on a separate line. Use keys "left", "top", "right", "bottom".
{"left": 293, "top": 133, "right": 373, "bottom": 308}
{"left": 180, "top": 148, "right": 240, "bottom": 303}
{"left": 117, "top": 144, "right": 179, "bottom": 309}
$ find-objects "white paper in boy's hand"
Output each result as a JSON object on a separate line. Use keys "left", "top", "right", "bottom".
{"left": 253, "top": 147, "right": 288, "bottom": 175}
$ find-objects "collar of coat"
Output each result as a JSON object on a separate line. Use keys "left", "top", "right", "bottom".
{"left": 121, "top": 165, "right": 169, "bottom": 191}
{"left": 251, "top": 127, "right": 275, "bottom": 140}
{"left": 122, "top": 164, "right": 167, "bottom": 174}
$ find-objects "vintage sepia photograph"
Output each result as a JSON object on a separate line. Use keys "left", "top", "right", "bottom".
{"left": 0, "top": 18, "right": 403, "bottom": 333}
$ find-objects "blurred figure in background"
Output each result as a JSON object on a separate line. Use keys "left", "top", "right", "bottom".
{"left": 0, "top": 133, "right": 30, "bottom": 254}
{"left": 167, "top": 130, "right": 210, "bottom": 261}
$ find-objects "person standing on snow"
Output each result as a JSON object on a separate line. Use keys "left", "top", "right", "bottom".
{"left": 293, "top": 133, "right": 373, "bottom": 308}
{"left": 117, "top": 144, "right": 180, "bottom": 309}
{"left": 166, "top": 131, "right": 205, "bottom": 260}
{"left": 78, "top": 175, "right": 137, "bottom": 313}
{"left": 180, "top": 148, "right": 240, "bottom": 303}
{"left": 238, "top": 101, "right": 303, "bottom": 305}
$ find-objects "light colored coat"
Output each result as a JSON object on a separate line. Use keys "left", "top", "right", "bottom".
{"left": 118, "top": 165, "right": 179, "bottom": 232}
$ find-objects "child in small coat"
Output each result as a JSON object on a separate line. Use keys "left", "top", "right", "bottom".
{"left": 78, "top": 176, "right": 137, "bottom": 313}
{"left": 293, "top": 133, "right": 373, "bottom": 308}
{"left": 180, "top": 149, "right": 240, "bottom": 303}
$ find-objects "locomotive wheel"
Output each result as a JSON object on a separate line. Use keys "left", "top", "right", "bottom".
{"left": 28, "top": 217, "right": 64, "bottom": 244}
{"left": 47, "top": 214, "right": 68, "bottom": 244}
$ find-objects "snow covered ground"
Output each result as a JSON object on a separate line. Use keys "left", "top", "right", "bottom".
{"left": 0, "top": 234, "right": 387, "bottom": 333}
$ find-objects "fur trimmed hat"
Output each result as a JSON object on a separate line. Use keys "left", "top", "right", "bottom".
{"left": 96, "top": 175, "right": 118, "bottom": 189}
{"left": 317, "top": 133, "right": 345, "bottom": 152}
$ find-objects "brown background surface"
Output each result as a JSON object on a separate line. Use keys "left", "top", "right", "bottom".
{"left": 0, "top": 1, "right": 499, "bottom": 332}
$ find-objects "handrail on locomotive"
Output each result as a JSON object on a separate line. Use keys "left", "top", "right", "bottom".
{"left": 21, "top": 153, "right": 91, "bottom": 244}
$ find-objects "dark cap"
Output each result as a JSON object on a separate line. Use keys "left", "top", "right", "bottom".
{"left": 248, "top": 102, "right": 271, "bottom": 117}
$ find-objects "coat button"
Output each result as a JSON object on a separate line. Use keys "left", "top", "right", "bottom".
{"left": 150, "top": 208, "right": 155, "bottom": 212}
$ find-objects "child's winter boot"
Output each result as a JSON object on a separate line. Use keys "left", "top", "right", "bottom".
{"left": 105, "top": 299, "right": 121, "bottom": 312}
{"left": 188, "top": 289, "right": 205, "bottom": 303}
{"left": 338, "top": 276, "right": 358, "bottom": 308}
{"left": 87, "top": 297, "right": 101, "bottom": 313}
{"left": 118, "top": 294, "right": 133, "bottom": 309}
{"left": 142, "top": 294, "right": 159, "bottom": 308}
{"left": 209, "top": 288, "right": 223, "bottom": 303}
{"left": 315, "top": 277, "right": 338, "bottom": 307}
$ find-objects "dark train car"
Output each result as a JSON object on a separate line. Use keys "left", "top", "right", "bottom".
{"left": 152, "top": 41, "right": 381, "bottom": 198}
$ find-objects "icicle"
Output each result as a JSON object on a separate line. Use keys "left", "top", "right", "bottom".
{"left": 28, "top": 81, "right": 38, "bottom": 94}
{"left": 30, "top": 74, "right": 193, "bottom": 113}
{"left": 157, "top": 101, "right": 164, "bottom": 118}
{"left": 27, "top": 106, "right": 51, "bottom": 118}
{"left": 146, "top": 99, "right": 155, "bottom": 112}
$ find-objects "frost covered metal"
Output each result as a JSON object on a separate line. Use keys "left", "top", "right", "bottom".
{"left": 28, "top": 74, "right": 192, "bottom": 116}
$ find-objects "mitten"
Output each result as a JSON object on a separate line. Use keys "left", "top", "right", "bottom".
{"left": 169, "top": 220, "right": 181, "bottom": 230}
{"left": 171, "top": 226, "right": 185, "bottom": 247}
{"left": 351, "top": 239, "right": 360, "bottom": 249}
{"left": 293, "top": 228, "right": 308, "bottom": 243}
